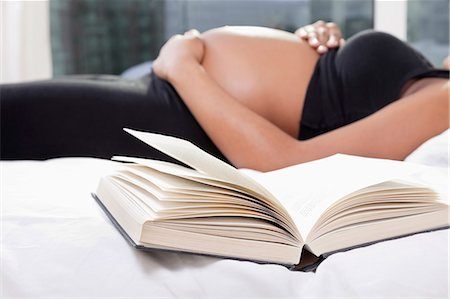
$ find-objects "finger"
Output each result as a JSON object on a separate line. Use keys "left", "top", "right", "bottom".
{"left": 326, "top": 34, "right": 339, "bottom": 48}
{"left": 296, "top": 27, "right": 309, "bottom": 39}
{"left": 315, "top": 26, "right": 329, "bottom": 47}
{"left": 325, "top": 23, "right": 341, "bottom": 47}
{"left": 309, "top": 34, "right": 320, "bottom": 48}
{"left": 326, "top": 22, "right": 341, "bottom": 36}
{"left": 339, "top": 38, "right": 346, "bottom": 47}
{"left": 313, "top": 20, "right": 326, "bottom": 28}
{"left": 317, "top": 45, "right": 328, "bottom": 54}
{"left": 302, "top": 26, "right": 319, "bottom": 47}
{"left": 169, "top": 34, "right": 183, "bottom": 42}
{"left": 302, "top": 25, "right": 316, "bottom": 36}
{"left": 311, "top": 20, "right": 329, "bottom": 47}
{"left": 184, "top": 29, "right": 200, "bottom": 37}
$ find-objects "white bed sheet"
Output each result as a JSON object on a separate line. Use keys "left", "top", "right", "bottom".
{"left": 2, "top": 130, "right": 449, "bottom": 298}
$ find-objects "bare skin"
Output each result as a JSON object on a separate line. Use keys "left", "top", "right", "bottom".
{"left": 153, "top": 24, "right": 449, "bottom": 171}
{"left": 201, "top": 26, "right": 319, "bottom": 137}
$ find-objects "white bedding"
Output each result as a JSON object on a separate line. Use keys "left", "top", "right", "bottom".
{"left": 2, "top": 130, "right": 449, "bottom": 298}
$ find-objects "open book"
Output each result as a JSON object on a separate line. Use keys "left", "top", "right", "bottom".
{"left": 94, "top": 128, "right": 449, "bottom": 270}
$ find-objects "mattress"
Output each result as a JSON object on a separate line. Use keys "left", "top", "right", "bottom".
{"left": 2, "top": 130, "right": 449, "bottom": 298}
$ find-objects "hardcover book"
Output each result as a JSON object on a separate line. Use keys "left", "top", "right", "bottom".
{"left": 93, "top": 128, "right": 449, "bottom": 270}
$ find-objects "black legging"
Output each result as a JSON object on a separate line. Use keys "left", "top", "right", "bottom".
{"left": 0, "top": 73, "right": 228, "bottom": 163}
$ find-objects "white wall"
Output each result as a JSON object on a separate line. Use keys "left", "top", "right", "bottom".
{"left": 374, "top": 0, "right": 407, "bottom": 41}
{"left": 1, "top": 0, "right": 52, "bottom": 83}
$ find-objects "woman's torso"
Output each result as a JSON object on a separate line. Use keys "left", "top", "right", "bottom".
{"left": 200, "top": 26, "right": 319, "bottom": 137}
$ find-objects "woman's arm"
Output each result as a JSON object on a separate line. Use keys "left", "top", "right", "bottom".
{"left": 170, "top": 61, "right": 449, "bottom": 170}
{"left": 171, "top": 62, "right": 305, "bottom": 171}
{"left": 304, "top": 80, "right": 449, "bottom": 161}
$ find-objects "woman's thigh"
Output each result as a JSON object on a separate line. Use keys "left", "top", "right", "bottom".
{"left": 0, "top": 74, "right": 227, "bottom": 162}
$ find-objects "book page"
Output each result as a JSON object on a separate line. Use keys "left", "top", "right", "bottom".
{"left": 122, "top": 129, "right": 301, "bottom": 241}
{"left": 123, "top": 129, "right": 275, "bottom": 201}
{"left": 240, "top": 154, "right": 436, "bottom": 238}
{"left": 113, "top": 156, "right": 276, "bottom": 206}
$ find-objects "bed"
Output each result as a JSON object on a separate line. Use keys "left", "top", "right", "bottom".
{"left": 2, "top": 130, "right": 449, "bottom": 298}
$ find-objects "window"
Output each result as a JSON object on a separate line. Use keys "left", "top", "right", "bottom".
{"left": 49, "top": 0, "right": 374, "bottom": 75}
{"left": 165, "top": 0, "right": 373, "bottom": 40}
{"left": 407, "top": 0, "right": 449, "bottom": 67}
{"left": 48, "top": 0, "right": 450, "bottom": 76}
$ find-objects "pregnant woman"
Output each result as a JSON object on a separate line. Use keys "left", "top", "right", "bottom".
{"left": 1, "top": 21, "right": 449, "bottom": 171}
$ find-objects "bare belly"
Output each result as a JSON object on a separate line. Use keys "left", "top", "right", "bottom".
{"left": 200, "top": 26, "right": 319, "bottom": 137}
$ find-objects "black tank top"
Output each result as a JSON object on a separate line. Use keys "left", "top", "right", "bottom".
{"left": 299, "top": 30, "right": 449, "bottom": 140}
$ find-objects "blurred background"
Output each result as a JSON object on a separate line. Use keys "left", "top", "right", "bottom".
{"left": 1, "top": 0, "right": 449, "bottom": 83}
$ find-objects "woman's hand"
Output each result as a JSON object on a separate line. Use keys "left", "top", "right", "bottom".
{"left": 153, "top": 29, "right": 205, "bottom": 82}
{"left": 295, "top": 20, "right": 345, "bottom": 54}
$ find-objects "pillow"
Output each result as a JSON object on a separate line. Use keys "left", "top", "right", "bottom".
{"left": 405, "top": 129, "right": 449, "bottom": 168}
